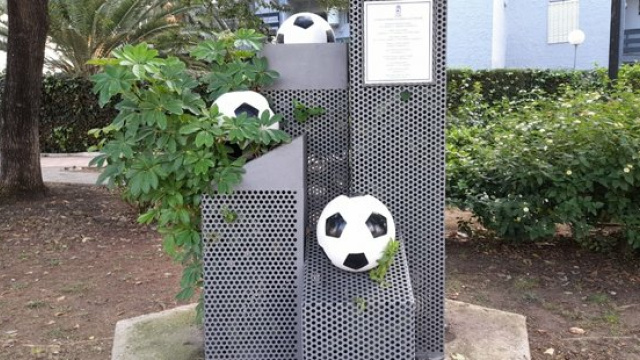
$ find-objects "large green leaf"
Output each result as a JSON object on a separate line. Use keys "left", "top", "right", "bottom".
{"left": 91, "top": 65, "right": 136, "bottom": 105}
{"left": 233, "top": 28, "right": 264, "bottom": 52}
{"left": 191, "top": 40, "right": 227, "bottom": 64}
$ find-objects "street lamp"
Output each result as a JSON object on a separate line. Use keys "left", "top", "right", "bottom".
{"left": 568, "top": 29, "right": 586, "bottom": 70}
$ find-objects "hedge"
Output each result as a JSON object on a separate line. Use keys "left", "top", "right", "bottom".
{"left": 0, "top": 68, "right": 615, "bottom": 153}
{"left": 0, "top": 75, "right": 116, "bottom": 153}
{"left": 446, "top": 68, "right": 607, "bottom": 116}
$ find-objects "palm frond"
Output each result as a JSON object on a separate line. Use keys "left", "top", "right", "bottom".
{"left": 47, "top": 0, "right": 265, "bottom": 75}
{"left": 99, "top": 0, "right": 142, "bottom": 38}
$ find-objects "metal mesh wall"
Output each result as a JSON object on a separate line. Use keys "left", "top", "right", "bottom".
{"left": 348, "top": 1, "right": 447, "bottom": 359}
{"left": 264, "top": 89, "right": 350, "bottom": 230}
{"left": 203, "top": 5, "right": 446, "bottom": 355}
{"left": 303, "top": 239, "right": 415, "bottom": 360}
{"left": 202, "top": 190, "right": 304, "bottom": 360}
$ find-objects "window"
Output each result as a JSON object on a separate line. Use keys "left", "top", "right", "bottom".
{"left": 548, "top": 0, "right": 579, "bottom": 44}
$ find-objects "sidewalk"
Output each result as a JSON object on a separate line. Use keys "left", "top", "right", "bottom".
{"left": 41, "top": 152, "right": 101, "bottom": 185}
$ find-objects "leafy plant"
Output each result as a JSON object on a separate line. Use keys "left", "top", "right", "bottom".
{"left": 448, "top": 78, "right": 640, "bottom": 251}
{"left": 369, "top": 238, "right": 400, "bottom": 287}
{"left": 193, "top": 29, "right": 280, "bottom": 101}
{"left": 88, "top": 31, "right": 290, "bottom": 322}
{"left": 48, "top": 126, "right": 77, "bottom": 153}
{"left": 292, "top": 99, "right": 326, "bottom": 124}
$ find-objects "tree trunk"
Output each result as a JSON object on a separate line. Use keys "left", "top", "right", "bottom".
{"left": 0, "top": 0, "right": 49, "bottom": 197}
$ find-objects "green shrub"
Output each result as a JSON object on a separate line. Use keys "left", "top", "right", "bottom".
{"left": 448, "top": 81, "right": 640, "bottom": 251}
{"left": 0, "top": 75, "right": 115, "bottom": 153}
{"left": 40, "top": 75, "right": 116, "bottom": 152}
{"left": 446, "top": 68, "right": 607, "bottom": 122}
{"left": 89, "top": 30, "right": 289, "bottom": 321}
{"left": 618, "top": 64, "right": 640, "bottom": 90}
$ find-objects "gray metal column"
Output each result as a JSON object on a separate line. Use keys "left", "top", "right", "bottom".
{"left": 202, "top": 137, "right": 306, "bottom": 360}
{"left": 263, "top": 43, "right": 418, "bottom": 360}
{"left": 347, "top": 1, "right": 447, "bottom": 359}
{"left": 262, "top": 43, "right": 351, "bottom": 233}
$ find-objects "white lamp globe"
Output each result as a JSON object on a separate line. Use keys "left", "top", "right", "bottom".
{"left": 317, "top": 195, "right": 396, "bottom": 272}
{"left": 568, "top": 29, "right": 585, "bottom": 45}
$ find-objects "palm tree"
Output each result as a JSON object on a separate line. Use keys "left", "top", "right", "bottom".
{"left": 0, "top": 0, "right": 288, "bottom": 76}
{"left": 45, "top": 0, "right": 201, "bottom": 76}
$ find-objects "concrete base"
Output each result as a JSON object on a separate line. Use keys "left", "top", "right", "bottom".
{"left": 445, "top": 300, "right": 531, "bottom": 360}
{"left": 111, "top": 304, "right": 203, "bottom": 360}
{"left": 111, "top": 301, "right": 531, "bottom": 360}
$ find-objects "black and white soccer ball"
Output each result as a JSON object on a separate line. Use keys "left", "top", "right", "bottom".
{"left": 276, "top": 12, "right": 336, "bottom": 44}
{"left": 317, "top": 195, "right": 396, "bottom": 272}
{"left": 213, "top": 90, "right": 278, "bottom": 130}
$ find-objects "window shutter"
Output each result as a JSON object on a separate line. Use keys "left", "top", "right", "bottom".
{"left": 548, "top": 0, "right": 579, "bottom": 44}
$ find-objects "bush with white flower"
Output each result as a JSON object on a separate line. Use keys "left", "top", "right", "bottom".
{"left": 447, "top": 78, "right": 640, "bottom": 252}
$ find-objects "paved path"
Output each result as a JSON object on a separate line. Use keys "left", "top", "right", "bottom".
{"left": 41, "top": 152, "right": 101, "bottom": 185}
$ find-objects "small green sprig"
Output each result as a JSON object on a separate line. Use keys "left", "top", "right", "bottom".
{"left": 353, "top": 296, "right": 367, "bottom": 313}
{"left": 220, "top": 205, "right": 238, "bottom": 223}
{"left": 292, "top": 99, "right": 326, "bottom": 123}
{"left": 369, "top": 238, "right": 400, "bottom": 288}
{"left": 400, "top": 90, "right": 412, "bottom": 103}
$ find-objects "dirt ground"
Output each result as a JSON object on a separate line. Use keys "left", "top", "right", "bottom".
{"left": 446, "top": 210, "right": 640, "bottom": 360}
{"left": 0, "top": 185, "right": 639, "bottom": 360}
{"left": 0, "top": 184, "right": 182, "bottom": 360}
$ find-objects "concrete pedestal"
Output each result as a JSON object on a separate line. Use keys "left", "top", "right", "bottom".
{"left": 111, "top": 300, "right": 531, "bottom": 360}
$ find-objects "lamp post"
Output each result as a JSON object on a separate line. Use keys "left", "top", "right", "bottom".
{"left": 568, "top": 29, "right": 586, "bottom": 70}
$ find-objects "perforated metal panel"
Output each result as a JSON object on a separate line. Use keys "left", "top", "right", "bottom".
{"left": 348, "top": 1, "right": 447, "bottom": 359}
{"left": 202, "top": 138, "right": 306, "bottom": 360}
{"left": 202, "top": 191, "right": 302, "bottom": 360}
{"left": 303, "top": 239, "right": 415, "bottom": 360}
{"left": 264, "top": 89, "right": 350, "bottom": 229}
{"left": 205, "top": 5, "right": 447, "bottom": 356}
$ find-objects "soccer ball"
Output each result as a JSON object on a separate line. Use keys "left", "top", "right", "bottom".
{"left": 213, "top": 91, "right": 278, "bottom": 130}
{"left": 317, "top": 195, "right": 396, "bottom": 272}
{"left": 276, "top": 12, "right": 336, "bottom": 44}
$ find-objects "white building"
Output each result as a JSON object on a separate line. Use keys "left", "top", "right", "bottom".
{"left": 447, "top": 0, "right": 633, "bottom": 70}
